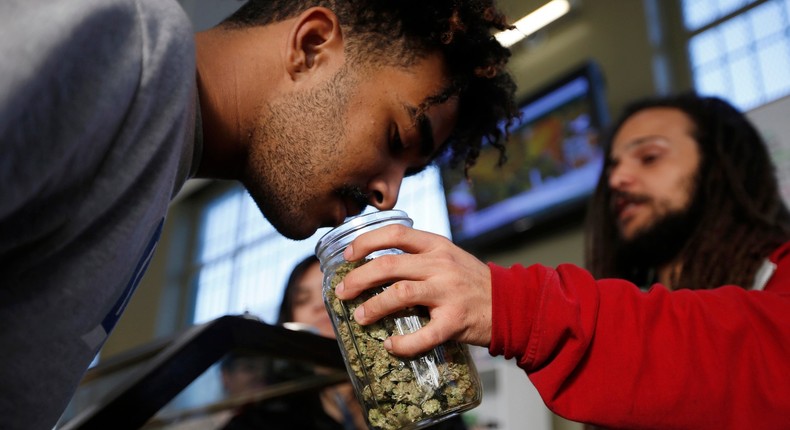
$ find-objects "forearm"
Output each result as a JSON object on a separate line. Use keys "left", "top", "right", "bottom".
{"left": 488, "top": 262, "right": 790, "bottom": 429}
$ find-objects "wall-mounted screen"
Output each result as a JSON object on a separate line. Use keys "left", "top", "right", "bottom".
{"left": 440, "top": 61, "right": 609, "bottom": 249}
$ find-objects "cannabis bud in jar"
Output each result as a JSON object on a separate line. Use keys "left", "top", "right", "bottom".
{"left": 316, "top": 210, "right": 482, "bottom": 430}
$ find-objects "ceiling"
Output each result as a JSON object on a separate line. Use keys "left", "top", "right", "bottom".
{"left": 498, "top": 0, "right": 550, "bottom": 25}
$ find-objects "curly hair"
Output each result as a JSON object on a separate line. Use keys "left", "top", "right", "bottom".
{"left": 585, "top": 92, "right": 790, "bottom": 290}
{"left": 222, "top": 0, "right": 518, "bottom": 174}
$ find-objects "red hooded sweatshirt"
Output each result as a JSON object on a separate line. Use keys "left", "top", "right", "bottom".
{"left": 489, "top": 241, "right": 790, "bottom": 429}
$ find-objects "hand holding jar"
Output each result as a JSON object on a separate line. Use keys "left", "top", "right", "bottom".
{"left": 317, "top": 210, "right": 486, "bottom": 430}
{"left": 333, "top": 221, "right": 493, "bottom": 358}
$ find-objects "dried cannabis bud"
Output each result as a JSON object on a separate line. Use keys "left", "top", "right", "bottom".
{"left": 326, "top": 260, "right": 480, "bottom": 430}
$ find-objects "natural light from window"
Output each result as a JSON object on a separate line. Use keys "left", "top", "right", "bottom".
{"left": 191, "top": 167, "right": 452, "bottom": 325}
{"left": 683, "top": 0, "right": 790, "bottom": 111}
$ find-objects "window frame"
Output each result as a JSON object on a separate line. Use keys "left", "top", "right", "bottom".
{"left": 179, "top": 168, "right": 453, "bottom": 327}
{"left": 667, "top": 0, "right": 790, "bottom": 111}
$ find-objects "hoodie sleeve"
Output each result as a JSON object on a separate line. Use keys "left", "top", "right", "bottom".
{"left": 488, "top": 242, "right": 790, "bottom": 429}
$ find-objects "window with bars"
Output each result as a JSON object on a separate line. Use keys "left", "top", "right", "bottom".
{"left": 682, "top": 0, "right": 790, "bottom": 111}
{"left": 190, "top": 168, "right": 452, "bottom": 325}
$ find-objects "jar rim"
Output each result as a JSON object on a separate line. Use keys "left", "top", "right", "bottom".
{"left": 315, "top": 210, "right": 412, "bottom": 265}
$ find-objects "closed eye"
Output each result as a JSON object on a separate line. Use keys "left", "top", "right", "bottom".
{"left": 389, "top": 126, "right": 428, "bottom": 177}
{"left": 389, "top": 128, "right": 405, "bottom": 155}
{"left": 640, "top": 152, "right": 661, "bottom": 166}
{"left": 292, "top": 291, "right": 311, "bottom": 307}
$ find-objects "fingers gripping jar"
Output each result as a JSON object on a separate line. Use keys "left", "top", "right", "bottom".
{"left": 315, "top": 210, "right": 482, "bottom": 430}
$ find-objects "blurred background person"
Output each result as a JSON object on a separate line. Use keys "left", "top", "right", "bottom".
{"left": 586, "top": 92, "right": 790, "bottom": 291}
{"left": 577, "top": 92, "right": 790, "bottom": 428}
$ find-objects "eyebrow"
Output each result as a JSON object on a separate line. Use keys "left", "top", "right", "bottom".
{"left": 610, "top": 135, "right": 669, "bottom": 159}
{"left": 627, "top": 135, "right": 669, "bottom": 151}
{"left": 404, "top": 104, "right": 435, "bottom": 157}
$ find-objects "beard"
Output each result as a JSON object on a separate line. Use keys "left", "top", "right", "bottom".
{"left": 615, "top": 205, "right": 700, "bottom": 270}
{"left": 241, "top": 66, "right": 357, "bottom": 240}
{"left": 615, "top": 176, "right": 703, "bottom": 271}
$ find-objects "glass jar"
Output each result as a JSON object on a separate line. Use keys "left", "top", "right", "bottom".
{"left": 315, "top": 210, "right": 482, "bottom": 430}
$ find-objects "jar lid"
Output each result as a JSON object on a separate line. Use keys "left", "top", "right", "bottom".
{"left": 315, "top": 210, "right": 413, "bottom": 268}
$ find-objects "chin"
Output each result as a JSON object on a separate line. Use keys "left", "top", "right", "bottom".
{"left": 619, "top": 227, "right": 643, "bottom": 243}
{"left": 282, "top": 225, "right": 320, "bottom": 241}
{"left": 618, "top": 227, "right": 636, "bottom": 242}
{"left": 318, "top": 325, "right": 336, "bottom": 339}
{"left": 619, "top": 217, "right": 649, "bottom": 240}
{"left": 266, "top": 215, "right": 320, "bottom": 241}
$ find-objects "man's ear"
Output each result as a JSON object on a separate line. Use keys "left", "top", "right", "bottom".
{"left": 285, "top": 7, "right": 344, "bottom": 80}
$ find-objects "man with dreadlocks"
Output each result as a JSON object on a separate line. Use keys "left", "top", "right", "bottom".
{"left": 586, "top": 92, "right": 790, "bottom": 291}
{"left": 335, "top": 93, "right": 790, "bottom": 429}
{"left": 0, "top": 1, "right": 517, "bottom": 428}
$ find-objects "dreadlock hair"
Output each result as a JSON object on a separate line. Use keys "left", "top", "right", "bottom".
{"left": 585, "top": 92, "right": 790, "bottom": 290}
{"left": 221, "top": 0, "right": 519, "bottom": 174}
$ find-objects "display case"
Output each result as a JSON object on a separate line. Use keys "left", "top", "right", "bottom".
{"left": 60, "top": 315, "right": 346, "bottom": 430}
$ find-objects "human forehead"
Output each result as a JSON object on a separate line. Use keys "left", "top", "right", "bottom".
{"left": 295, "top": 263, "right": 322, "bottom": 290}
{"left": 364, "top": 53, "right": 458, "bottom": 152}
{"left": 610, "top": 107, "right": 698, "bottom": 158}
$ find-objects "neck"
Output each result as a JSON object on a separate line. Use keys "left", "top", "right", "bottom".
{"left": 194, "top": 28, "right": 243, "bottom": 179}
{"left": 193, "top": 25, "right": 284, "bottom": 179}
{"left": 656, "top": 259, "right": 682, "bottom": 290}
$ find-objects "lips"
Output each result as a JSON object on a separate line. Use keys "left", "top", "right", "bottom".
{"left": 322, "top": 196, "right": 365, "bottom": 228}
{"left": 613, "top": 196, "right": 631, "bottom": 216}
{"left": 343, "top": 198, "right": 366, "bottom": 218}
{"left": 618, "top": 202, "right": 640, "bottom": 223}
{"left": 613, "top": 193, "right": 649, "bottom": 221}
{"left": 336, "top": 186, "right": 369, "bottom": 219}
{"left": 324, "top": 205, "right": 347, "bottom": 229}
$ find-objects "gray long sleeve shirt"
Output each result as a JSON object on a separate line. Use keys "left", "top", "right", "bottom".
{"left": 0, "top": 0, "right": 199, "bottom": 428}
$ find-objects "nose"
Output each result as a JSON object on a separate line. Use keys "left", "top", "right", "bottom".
{"left": 608, "top": 162, "right": 633, "bottom": 192}
{"left": 367, "top": 164, "right": 405, "bottom": 211}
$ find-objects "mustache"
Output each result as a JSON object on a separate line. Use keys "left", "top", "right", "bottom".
{"left": 337, "top": 186, "right": 370, "bottom": 215}
{"left": 611, "top": 190, "right": 651, "bottom": 212}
